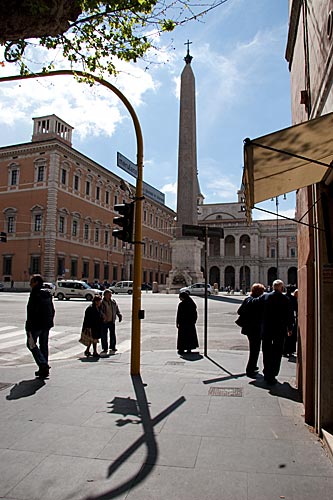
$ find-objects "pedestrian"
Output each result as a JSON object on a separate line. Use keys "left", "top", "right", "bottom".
{"left": 25, "top": 274, "right": 55, "bottom": 378}
{"left": 256, "top": 279, "right": 294, "bottom": 385}
{"left": 82, "top": 294, "right": 103, "bottom": 358}
{"left": 283, "top": 285, "right": 298, "bottom": 357}
{"left": 237, "top": 282, "right": 265, "bottom": 377}
{"left": 100, "top": 289, "right": 122, "bottom": 355}
{"left": 176, "top": 291, "right": 199, "bottom": 355}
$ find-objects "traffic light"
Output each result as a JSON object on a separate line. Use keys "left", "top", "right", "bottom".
{"left": 0, "top": 232, "right": 7, "bottom": 243}
{"left": 112, "top": 202, "right": 134, "bottom": 243}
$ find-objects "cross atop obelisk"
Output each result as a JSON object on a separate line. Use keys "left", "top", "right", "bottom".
{"left": 184, "top": 39, "right": 193, "bottom": 64}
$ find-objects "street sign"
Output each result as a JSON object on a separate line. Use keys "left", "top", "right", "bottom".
{"left": 117, "top": 151, "right": 165, "bottom": 205}
{"left": 117, "top": 151, "right": 138, "bottom": 178}
{"left": 182, "top": 224, "right": 224, "bottom": 238}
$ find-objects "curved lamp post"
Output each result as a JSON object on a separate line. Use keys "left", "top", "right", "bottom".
{"left": 0, "top": 70, "right": 143, "bottom": 375}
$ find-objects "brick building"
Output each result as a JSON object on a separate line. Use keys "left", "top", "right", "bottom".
{"left": 0, "top": 115, "right": 174, "bottom": 288}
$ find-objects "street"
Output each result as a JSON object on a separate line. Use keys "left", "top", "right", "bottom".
{"left": 0, "top": 292, "right": 246, "bottom": 366}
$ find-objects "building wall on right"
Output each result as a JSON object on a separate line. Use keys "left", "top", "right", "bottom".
{"left": 286, "top": 0, "right": 333, "bottom": 435}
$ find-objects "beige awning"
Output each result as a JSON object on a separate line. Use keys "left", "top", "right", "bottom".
{"left": 243, "top": 112, "right": 333, "bottom": 218}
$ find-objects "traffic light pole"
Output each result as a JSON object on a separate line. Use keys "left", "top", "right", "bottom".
{"left": 0, "top": 70, "right": 144, "bottom": 375}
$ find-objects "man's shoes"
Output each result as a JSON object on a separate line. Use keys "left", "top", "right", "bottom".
{"left": 84, "top": 350, "right": 91, "bottom": 357}
{"left": 246, "top": 371, "right": 259, "bottom": 378}
{"left": 109, "top": 348, "right": 117, "bottom": 354}
{"left": 100, "top": 350, "right": 108, "bottom": 356}
{"left": 178, "top": 350, "right": 185, "bottom": 355}
{"left": 93, "top": 352, "right": 100, "bottom": 358}
{"left": 35, "top": 366, "right": 49, "bottom": 378}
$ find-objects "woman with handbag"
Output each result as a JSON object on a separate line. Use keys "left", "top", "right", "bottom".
{"left": 237, "top": 283, "right": 265, "bottom": 377}
{"left": 81, "top": 294, "right": 103, "bottom": 357}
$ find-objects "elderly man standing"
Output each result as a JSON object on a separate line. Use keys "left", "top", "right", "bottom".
{"left": 257, "top": 279, "right": 294, "bottom": 385}
{"left": 100, "top": 289, "right": 122, "bottom": 355}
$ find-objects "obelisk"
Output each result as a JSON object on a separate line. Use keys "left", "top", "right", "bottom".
{"left": 167, "top": 42, "right": 204, "bottom": 292}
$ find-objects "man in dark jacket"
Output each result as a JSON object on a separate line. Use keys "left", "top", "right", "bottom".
{"left": 26, "top": 274, "right": 55, "bottom": 378}
{"left": 257, "top": 279, "right": 293, "bottom": 384}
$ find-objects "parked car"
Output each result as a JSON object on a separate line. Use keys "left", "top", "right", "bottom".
{"left": 43, "top": 282, "right": 55, "bottom": 296}
{"left": 179, "top": 283, "right": 213, "bottom": 296}
{"left": 141, "top": 282, "right": 152, "bottom": 291}
{"left": 0, "top": 282, "right": 4, "bottom": 291}
{"left": 109, "top": 280, "right": 133, "bottom": 294}
{"left": 55, "top": 280, "right": 101, "bottom": 301}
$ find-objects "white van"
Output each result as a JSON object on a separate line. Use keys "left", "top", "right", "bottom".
{"left": 109, "top": 281, "right": 133, "bottom": 294}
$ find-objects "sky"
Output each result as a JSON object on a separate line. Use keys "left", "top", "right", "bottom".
{"left": 0, "top": 0, "right": 295, "bottom": 220}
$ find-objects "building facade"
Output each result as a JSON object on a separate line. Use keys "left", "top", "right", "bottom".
{"left": 0, "top": 115, "right": 174, "bottom": 288}
{"left": 286, "top": 0, "right": 333, "bottom": 440}
{"left": 198, "top": 191, "right": 298, "bottom": 290}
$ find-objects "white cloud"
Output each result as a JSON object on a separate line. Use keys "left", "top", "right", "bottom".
{"left": 0, "top": 45, "right": 160, "bottom": 140}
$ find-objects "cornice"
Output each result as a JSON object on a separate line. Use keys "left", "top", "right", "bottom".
{"left": 285, "top": 0, "right": 302, "bottom": 68}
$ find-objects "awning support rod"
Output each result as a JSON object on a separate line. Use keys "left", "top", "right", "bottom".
{"left": 253, "top": 206, "right": 325, "bottom": 232}
{"left": 244, "top": 139, "right": 333, "bottom": 169}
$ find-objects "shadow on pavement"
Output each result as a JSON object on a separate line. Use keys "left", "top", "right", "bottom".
{"left": 249, "top": 378, "right": 302, "bottom": 402}
{"left": 180, "top": 352, "right": 203, "bottom": 361}
{"left": 86, "top": 374, "right": 186, "bottom": 500}
{"left": 202, "top": 355, "right": 246, "bottom": 383}
{"left": 208, "top": 295, "right": 244, "bottom": 305}
{"left": 6, "top": 378, "right": 45, "bottom": 399}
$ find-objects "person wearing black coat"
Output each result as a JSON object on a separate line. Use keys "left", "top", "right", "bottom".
{"left": 256, "top": 279, "right": 294, "bottom": 384}
{"left": 176, "top": 291, "right": 199, "bottom": 355}
{"left": 237, "top": 283, "right": 265, "bottom": 377}
{"left": 82, "top": 294, "right": 103, "bottom": 357}
{"left": 26, "top": 274, "right": 55, "bottom": 378}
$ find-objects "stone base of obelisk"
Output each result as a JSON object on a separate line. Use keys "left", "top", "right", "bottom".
{"left": 166, "top": 238, "right": 204, "bottom": 294}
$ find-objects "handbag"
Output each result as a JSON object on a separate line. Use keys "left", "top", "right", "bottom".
{"left": 79, "top": 327, "right": 93, "bottom": 346}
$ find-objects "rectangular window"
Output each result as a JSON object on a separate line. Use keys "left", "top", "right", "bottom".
{"left": 103, "top": 264, "right": 109, "bottom": 281}
{"left": 59, "top": 216, "right": 65, "bottom": 234}
{"left": 84, "top": 224, "right": 89, "bottom": 240}
{"left": 113, "top": 265, "right": 118, "bottom": 281}
{"left": 104, "top": 230, "right": 109, "bottom": 245}
{"left": 83, "top": 261, "right": 89, "bottom": 278}
{"left": 71, "top": 259, "right": 78, "bottom": 278}
{"left": 11, "top": 169, "right": 18, "bottom": 186}
{"left": 290, "top": 248, "right": 296, "bottom": 258}
{"left": 74, "top": 175, "right": 79, "bottom": 191}
{"left": 7, "top": 216, "right": 14, "bottom": 233}
{"left": 114, "top": 195, "right": 118, "bottom": 206}
{"left": 96, "top": 186, "right": 100, "bottom": 200}
{"left": 3, "top": 256, "right": 12, "bottom": 275}
{"left": 270, "top": 248, "right": 276, "bottom": 258}
{"left": 94, "top": 262, "right": 100, "bottom": 280}
{"left": 95, "top": 227, "right": 99, "bottom": 243}
{"left": 30, "top": 256, "right": 40, "bottom": 274}
{"left": 57, "top": 257, "right": 65, "bottom": 276}
{"left": 143, "top": 210, "right": 147, "bottom": 223}
{"left": 85, "top": 181, "right": 90, "bottom": 196}
{"left": 37, "top": 165, "right": 44, "bottom": 182}
{"left": 72, "top": 220, "right": 78, "bottom": 236}
{"left": 61, "top": 169, "right": 67, "bottom": 184}
{"left": 105, "top": 191, "right": 109, "bottom": 205}
{"left": 34, "top": 214, "right": 42, "bottom": 232}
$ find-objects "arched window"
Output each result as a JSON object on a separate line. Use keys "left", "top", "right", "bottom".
{"left": 225, "top": 235, "right": 235, "bottom": 257}
{"left": 288, "top": 267, "right": 298, "bottom": 286}
{"left": 239, "top": 235, "right": 250, "bottom": 255}
{"left": 209, "top": 266, "right": 220, "bottom": 287}
{"left": 224, "top": 266, "right": 235, "bottom": 289}
{"left": 209, "top": 237, "right": 220, "bottom": 256}
{"left": 267, "top": 267, "right": 277, "bottom": 287}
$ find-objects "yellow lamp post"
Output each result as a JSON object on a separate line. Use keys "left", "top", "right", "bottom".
{"left": 0, "top": 70, "right": 144, "bottom": 375}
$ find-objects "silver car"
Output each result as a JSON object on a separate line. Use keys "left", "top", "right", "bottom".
{"left": 179, "top": 283, "right": 213, "bottom": 296}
